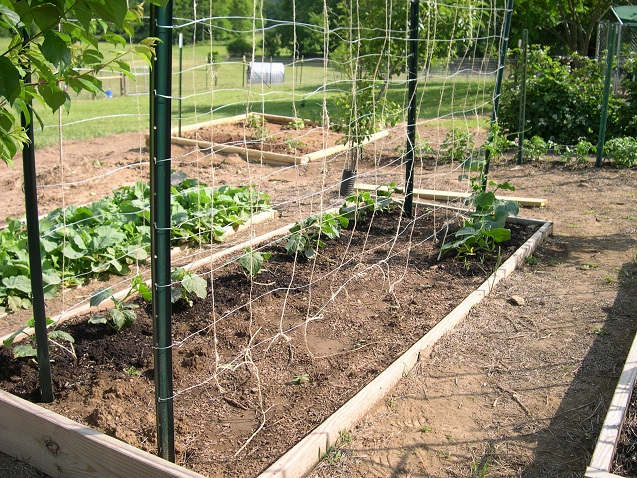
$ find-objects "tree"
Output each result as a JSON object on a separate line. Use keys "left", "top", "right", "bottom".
{"left": 0, "top": 0, "right": 169, "bottom": 165}
{"left": 510, "top": 0, "right": 634, "bottom": 56}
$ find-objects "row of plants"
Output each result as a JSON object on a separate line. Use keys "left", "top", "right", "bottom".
{"left": 0, "top": 175, "right": 271, "bottom": 315}
{"left": 3, "top": 174, "right": 521, "bottom": 360}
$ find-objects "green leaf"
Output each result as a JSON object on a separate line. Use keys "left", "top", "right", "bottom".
{"left": 40, "top": 30, "right": 72, "bottom": 69}
{"left": 0, "top": 5, "right": 21, "bottom": 26}
{"left": 91, "top": 226, "right": 126, "bottom": 249}
{"left": 2, "top": 326, "right": 29, "bottom": 348}
{"left": 182, "top": 273, "right": 207, "bottom": 299}
{"left": 38, "top": 84, "right": 69, "bottom": 113}
{"left": 3, "top": 275, "right": 31, "bottom": 294}
{"left": 0, "top": 56, "right": 20, "bottom": 104}
{"left": 482, "top": 227, "right": 512, "bottom": 243}
{"left": 90, "top": 288, "right": 114, "bottom": 307}
{"left": 31, "top": 3, "right": 63, "bottom": 32}
{"left": 88, "top": 316, "right": 108, "bottom": 325}
{"left": 48, "top": 330, "right": 74, "bottom": 344}
{"left": 13, "top": 344, "right": 37, "bottom": 358}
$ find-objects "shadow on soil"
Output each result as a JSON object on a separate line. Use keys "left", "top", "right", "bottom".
{"left": 522, "top": 259, "right": 637, "bottom": 477}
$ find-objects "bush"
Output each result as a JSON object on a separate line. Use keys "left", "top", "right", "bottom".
{"left": 440, "top": 128, "right": 474, "bottom": 163}
{"left": 604, "top": 137, "right": 637, "bottom": 168}
{"left": 500, "top": 47, "right": 623, "bottom": 145}
{"left": 226, "top": 36, "right": 252, "bottom": 57}
{"left": 522, "top": 136, "right": 548, "bottom": 161}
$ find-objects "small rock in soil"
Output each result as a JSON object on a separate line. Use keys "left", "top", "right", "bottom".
{"left": 509, "top": 295, "right": 526, "bottom": 306}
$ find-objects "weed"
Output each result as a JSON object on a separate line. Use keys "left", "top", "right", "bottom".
{"left": 291, "top": 373, "right": 310, "bottom": 385}
{"left": 471, "top": 456, "right": 490, "bottom": 478}
{"left": 386, "top": 395, "right": 397, "bottom": 410}
{"left": 245, "top": 114, "right": 265, "bottom": 129}
{"left": 594, "top": 327, "right": 609, "bottom": 336}
{"left": 419, "top": 425, "right": 432, "bottom": 433}
{"left": 321, "top": 445, "right": 344, "bottom": 466}
{"left": 124, "top": 365, "right": 141, "bottom": 376}
{"left": 338, "top": 430, "right": 353, "bottom": 444}
{"left": 525, "top": 254, "right": 540, "bottom": 266}
{"left": 584, "top": 209, "right": 595, "bottom": 215}
{"left": 627, "top": 215, "right": 636, "bottom": 221}
{"left": 602, "top": 273, "right": 617, "bottom": 284}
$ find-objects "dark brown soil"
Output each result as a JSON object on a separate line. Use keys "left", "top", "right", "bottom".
{"left": 0, "top": 207, "right": 537, "bottom": 477}
{"left": 181, "top": 119, "right": 345, "bottom": 155}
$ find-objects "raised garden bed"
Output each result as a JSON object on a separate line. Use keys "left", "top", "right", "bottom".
{"left": 0, "top": 203, "right": 552, "bottom": 478}
{"left": 168, "top": 114, "right": 389, "bottom": 166}
{"left": 586, "top": 331, "right": 637, "bottom": 478}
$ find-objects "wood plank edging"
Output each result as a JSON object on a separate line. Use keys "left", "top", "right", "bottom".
{"left": 587, "top": 328, "right": 637, "bottom": 474}
{"left": 585, "top": 468, "right": 624, "bottom": 478}
{"left": 0, "top": 209, "right": 552, "bottom": 478}
{"left": 0, "top": 390, "right": 205, "bottom": 478}
{"left": 355, "top": 183, "right": 546, "bottom": 208}
{"left": 258, "top": 218, "right": 553, "bottom": 478}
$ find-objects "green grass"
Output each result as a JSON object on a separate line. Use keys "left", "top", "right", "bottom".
{"left": 3, "top": 37, "right": 495, "bottom": 148}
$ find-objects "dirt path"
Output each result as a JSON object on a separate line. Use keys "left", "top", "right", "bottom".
{"left": 1, "top": 131, "right": 636, "bottom": 477}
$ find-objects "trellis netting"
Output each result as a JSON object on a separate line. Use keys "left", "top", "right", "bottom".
{"left": 0, "top": 0, "right": 512, "bottom": 475}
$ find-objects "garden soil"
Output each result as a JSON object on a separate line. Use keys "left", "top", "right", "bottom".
{"left": 0, "top": 126, "right": 636, "bottom": 478}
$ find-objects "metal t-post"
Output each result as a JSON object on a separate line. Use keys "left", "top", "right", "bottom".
{"left": 21, "top": 69, "right": 53, "bottom": 403}
{"left": 404, "top": 0, "right": 419, "bottom": 218}
{"left": 178, "top": 33, "right": 183, "bottom": 137}
{"left": 482, "top": 0, "right": 514, "bottom": 190}
{"left": 516, "top": 29, "right": 528, "bottom": 165}
{"left": 597, "top": 24, "right": 617, "bottom": 168}
{"left": 149, "top": 2, "right": 175, "bottom": 462}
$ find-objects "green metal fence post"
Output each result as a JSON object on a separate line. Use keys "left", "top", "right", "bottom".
{"left": 21, "top": 68, "right": 53, "bottom": 403}
{"left": 517, "top": 29, "right": 528, "bottom": 165}
{"left": 483, "top": 0, "right": 514, "bottom": 190}
{"left": 149, "top": 2, "right": 175, "bottom": 462}
{"left": 178, "top": 32, "right": 183, "bottom": 138}
{"left": 596, "top": 24, "right": 617, "bottom": 168}
{"left": 404, "top": 0, "right": 420, "bottom": 218}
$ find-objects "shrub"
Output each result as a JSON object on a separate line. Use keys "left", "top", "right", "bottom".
{"left": 604, "top": 137, "right": 637, "bottom": 168}
{"left": 522, "top": 136, "right": 548, "bottom": 161}
{"left": 226, "top": 36, "right": 252, "bottom": 57}
{"left": 500, "top": 47, "right": 623, "bottom": 145}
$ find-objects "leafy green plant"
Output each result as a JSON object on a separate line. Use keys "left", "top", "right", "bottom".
{"left": 89, "top": 275, "right": 151, "bottom": 332}
{"left": 604, "top": 137, "right": 637, "bottom": 168}
{"left": 124, "top": 366, "right": 142, "bottom": 376}
{"left": 522, "top": 136, "right": 548, "bottom": 161}
{"left": 441, "top": 157, "right": 519, "bottom": 261}
{"left": 3, "top": 317, "right": 75, "bottom": 360}
{"left": 0, "top": 179, "right": 270, "bottom": 314}
{"left": 287, "top": 118, "right": 305, "bottom": 130}
{"left": 285, "top": 138, "right": 305, "bottom": 152}
{"left": 245, "top": 114, "right": 266, "bottom": 129}
{"left": 484, "top": 122, "right": 515, "bottom": 162}
{"left": 291, "top": 373, "right": 310, "bottom": 384}
{"left": 500, "top": 47, "right": 622, "bottom": 144}
{"left": 237, "top": 248, "right": 271, "bottom": 278}
{"left": 338, "top": 185, "right": 395, "bottom": 223}
{"left": 0, "top": 1, "right": 162, "bottom": 165}
{"left": 171, "top": 268, "right": 208, "bottom": 306}
{"left": 440, "top": 128, "right": 475, "bottom": 163}
{"left": 285, "top": 213, "right": 349, "bottom": 259}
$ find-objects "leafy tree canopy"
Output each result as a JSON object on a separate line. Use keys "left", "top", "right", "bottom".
{"left": 0, "top": 0, "right": 168, "bottom": 165}
{"left": 510, "top": 0, "right": 634, "bottom": 56}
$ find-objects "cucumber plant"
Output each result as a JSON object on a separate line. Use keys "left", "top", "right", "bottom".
{"left": 89, "top": 275, "right": 151, "bottom": 332}
{"left": 3, "top": 317, "right": 75, "bottom": 360}
{"left": 284, "top": 213, "right": 349, "bottom": 259}
{"left": 171, "top": 268, "right": 208, "bottom": 306}
{"left": 237, "top": 248, "right": 271, "bottom": 278}
{"left": 441, "top": 157, "right": 519, "bottom": 261}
